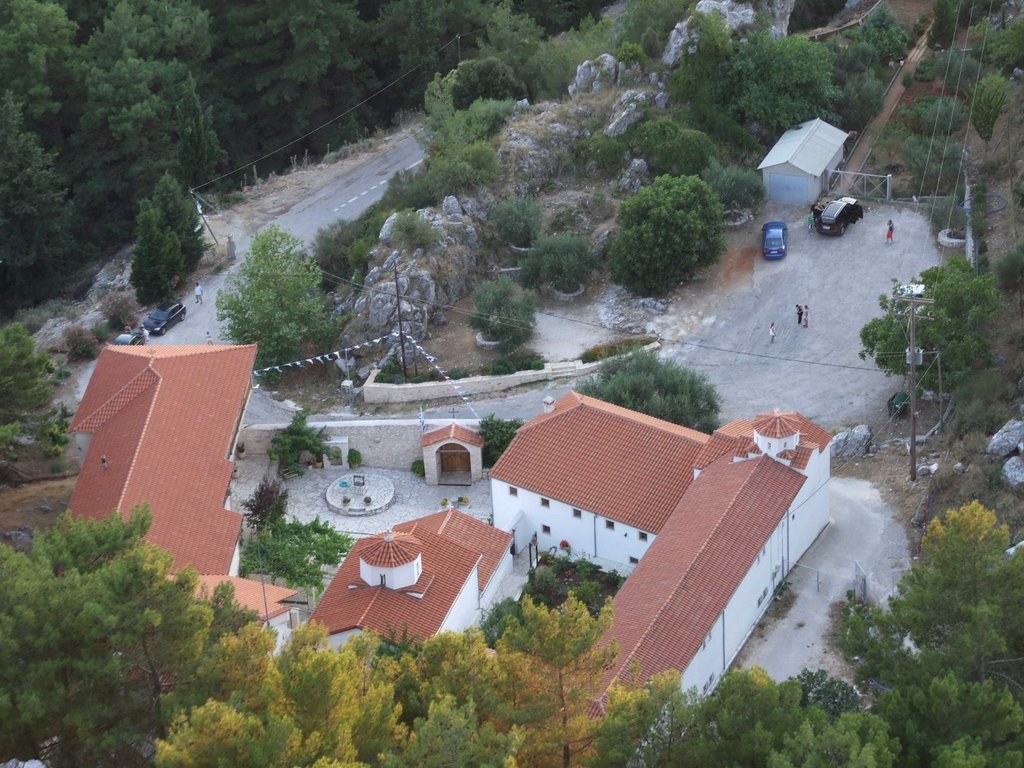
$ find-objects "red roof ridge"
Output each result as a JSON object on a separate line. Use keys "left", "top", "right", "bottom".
{"left": 569, "top": 393, "right": 710, "bottom": 442}
{"left": 421, "top": 423, "right": 484, "bottom": 447}
{"left": 360, "top": 530, "right": 422, "bottom": 567}
{"left": 74, "top": 365, "right": 160, "bottom": 433}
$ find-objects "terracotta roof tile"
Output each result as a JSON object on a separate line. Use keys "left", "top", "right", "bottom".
{"left": 312, "top": 525, "right": 482, "bottom": 641}
{"left": 195, "top": 575, "right": 298, "bottom": 621}
{"left": 490, "top": 392, "right": 709, "bottom": 532}
{"left": 603, "top": 456, "right": 806, "bottom": 691}
{"left": 397, "top": 508, "right": 512, "bottom": 592}
{"left": 421, "top": 423, "right": 484, "bottom": 447}
{"left": 753, "top": 410, "right": 832, "bottom": 449}
{"left": 69, "top": 344, "right": 257, "bottom": 574}
{"left": 360, "top": 531, "right": 422, "bottom": 567}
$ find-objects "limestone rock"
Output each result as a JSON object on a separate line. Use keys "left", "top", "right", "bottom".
{"left": 831, "top": 425, "right": 873, "bottom": 459}
{"left": 569, "top": 54, "right": 619, "bottom": 97}
{"left": 442, "top": 196, "right": 463, "bottom": 217}
{"left": 499, "top": 104, "right": 591, "bottom": 195}
{"left": 619, "top": 158, "right": 649, "bottom": 194}
{"left": 654, "top": 90, "right": 670, "bottom": 110}
{"left": 379, "top": 213, "right": 398, "bottom": 244}
{"left": 662, "top": 0, "right": 757, "bottom": 68}
{"left": 1002, "top": 456, "right": 1024, "bottom": 488}
{"left": 605, "top": 90, "right": 653, "bottom": 137}
{"left": 987, "top": 419, "right": 1024, "bottom": 458}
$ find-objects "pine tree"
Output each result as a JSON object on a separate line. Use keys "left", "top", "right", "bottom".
{"left": 132, "top": 200, "right": 183, "bottom": 305}
{"left": 174, "top": 73, "right": 222, "bottom": 190}
{"left": 151, "top": 172, "right": 205, "bottom": 273}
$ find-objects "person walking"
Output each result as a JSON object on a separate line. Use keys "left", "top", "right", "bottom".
{"left": 142, "top": 326, "right": 150, "bottom": 344}
{"left": 796, "top": 304, "right": 804, "bottom": 325}
{"left": 194, "top": 282, "right": 204, "bottom": 304}
{"left": 803, "top": 305, "right": 809, "bottom": 328}
{"left": 769, "top": 322, "right": 776, "bottom": 344}
{"left": 206, "top": 331, "right": 213, "bottom": 345}
{"left": 807, "top": 212, "right": 814, "bottom": 232}
{"left": 886, "top": 219, "right": 895, "bottom": 245}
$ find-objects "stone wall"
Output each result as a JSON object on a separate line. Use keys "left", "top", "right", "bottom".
{"left": 240, "top": 420, "right": 481, "bottom": 471}
{"left": 362, "top": 360, "right": 601, "bottom": 404}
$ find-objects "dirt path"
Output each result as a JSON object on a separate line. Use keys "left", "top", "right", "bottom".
{"left": 841, "top": 27, "right": 932, "bottom": 187}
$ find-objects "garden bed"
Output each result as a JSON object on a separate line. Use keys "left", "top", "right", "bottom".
{"left": 522, "top": 552, "right": 626, "bottom": 615}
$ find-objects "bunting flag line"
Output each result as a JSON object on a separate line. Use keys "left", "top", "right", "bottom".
{"left": 251, "top": 332, "right": 400, "bottom": 377}
{"left": 406, "top": 338, "right": 480, "bottom": 419}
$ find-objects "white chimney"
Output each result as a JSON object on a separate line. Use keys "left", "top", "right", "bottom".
{"left": 542, "top": 396, "right": 555, "bottom": 414}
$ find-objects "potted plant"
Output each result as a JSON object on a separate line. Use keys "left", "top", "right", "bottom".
{"left": 456, "top": 495, "right": 470, "bottom": 507}
{"left": 236, "top": 443, "right": 246, "bottom": 459}
{"left": 363, "top": 495, "right": 372, "bottom": 506}
{"left": 342, "top": 496, "right": 351, "bottom": 507}
{"left": 347, "top": 448, "right": 362, "bottom": 469}
{"left": 440, "top": 498, "right": 450, "bottom": 509}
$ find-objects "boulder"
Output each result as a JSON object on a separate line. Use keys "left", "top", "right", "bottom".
{"left": 619, "top": 158, "right": 650, "bottom": 194}
{"left": 499, "top": 104, "right": 590, "bottom": 194}
{"left": 1002, "top": 456, "right": 1024, "bottom": 488}
{"left": 986, "top": 419, "right": 1024, "bottom": 458}
{"left": 662, "top": 0, "right": 757, "bottom": 67}
{"left": 831, "top": 425, "right": 873, "bottom": 459}
{"left": 654, "top": 90, "right": 670, "bottom": 110}
{"left": 569, "top": 53, "right": 619, "bottom": 97}
{"left": 441, "top": 196, "right": 463, "bottom": 217}
{"left": 605, "top": 90, "right": 653, "bottom": 137}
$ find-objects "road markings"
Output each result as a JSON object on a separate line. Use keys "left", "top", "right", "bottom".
{"left": 406, "top": 159, "right": 423, "bottom": 170}
{"left": 347, "top": 196, "right": 358, "bottom": 204}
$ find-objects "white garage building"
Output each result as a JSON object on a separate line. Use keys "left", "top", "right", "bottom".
{"left": 758, "top": 118, "right": 848, "bottom": 205}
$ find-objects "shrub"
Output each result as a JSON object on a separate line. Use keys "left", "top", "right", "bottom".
{"left": 914, "top": 56, "right": 938, "bottom": 81}
{"left": 902, "top": 72, "right": 914, "bottom": 88}
{"left": 904, "top": 135, "right": 964, "bottom": 195}
{"left": 492, "top": 197, "right": 543, "bottom": 247}
{"left": 952, "top": 370, "right": 1014, "bottom": 437}
{"left": 518, "top": 234, "right": 596, "bottom": 292}
{"left": 64, "top": 326, "right": 98, "bottom": 361}
{"left": 410, "top": 458, "right": 425, "bottom": 477}
{"left": 576, "top": 134, "right": 628, "bottom": 174}
{"left": 99, "top": 292, "right": 140, "bottom": 331}
{"left": 480, "top": 597, "right": 523, "bottom": 646}
{"left": 479, "top": 414, "right": 524, "bottom": 466}
{"left": 640, "top": 27, "right": 661, "bottom": 59}
{"left": 242, "top": 477, "right": 289, "bottom": 533}
{"left": 269, "top": 410, "right": 340, "bottom": 477}
{"left": 940, "top": 50, "right": 980, "bottom": 94}
{"left": 617, "top": 41, "right": 645, "bottom": 67}
{"left": 912, "top": 96, "right": 967, "bottom": 134}
{"left": 630, "top": 118, "right": 718, "bottom": 177}
{"left": 701, "top": 159, "right": 766, "bottom": 212}
{"left": 861, "top": 2, "right": 910, "bottom": 61}
{"left": 526, "top": 565, "right": 565, "bottom": 606}
{"left": 837, "top": 72, "right": 886, "bottom": 130}
{"left": 470, "top": 276, "right": 537, "bottom": 353}
{"left": 90, "top": 323, "right": 111, "bottom": 344}
{"left": 442, "top": 99, "right": 517, "bottom": 144}
{"left": 832, "top": 40, "right": 882, "bottom": 85}
{"left": 450, "top": 58, "right": 523, "bottom": 110}
{"left": 572, "top": 580, "right": 603, "bottom": 614}
{"left": 391, "top": 210, "right": 440, "bottom": 251}
{"left": 483, "top": 353, "right": 545, "bottom": 376}
{"left": 926, "top": 195, "right": 968, "bottom": 233}
{"left": 347, "top": 448, "right": 362, "bottom": 467}
{"left": 425, "top": 141, "right": 501, "bottom": 197}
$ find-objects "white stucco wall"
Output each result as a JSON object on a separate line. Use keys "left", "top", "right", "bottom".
{"left": 680, "top": 517, "right": 789, "bottom": 694}
{"left": 359, "top": 555, "right": 422, "bottom": 590}
{"left": 228, "top": 542, "right": 241, "bottom": 577}
{"left": 268, "top": 611, "right": 293, "bottom": 653}
{"left": 785, "top": 448, "right": 831, "bottom": 566}
{"left": 479, "top": 548, "right": 514, "bottom": 613}
{"left": 440, "top": 564, "right": 483, "bottom": 633}
{"left": 490, "top": 478, "right": 649, "bottom": 572}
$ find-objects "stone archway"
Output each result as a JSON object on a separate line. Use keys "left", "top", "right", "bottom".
{"left": 421, "top": 423, "right": 483, "bottom": 487}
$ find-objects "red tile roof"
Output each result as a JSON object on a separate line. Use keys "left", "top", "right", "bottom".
{"left": 398, "top": 508, "right": 512, "bottom": 592}
{"left": 490, "top": 392, "right": 710, "bottom": 532}
{"left": 602, "top": 456, "right": 806, "bottom": 692}
{"left": 360, "top": 532, "right": 422, "bottom": 567}
{"left": 312, "top": 522, "right": 485, "bottom": 641}
{"left": 752, "top": 410, "right": 832, "bottom": 451}
{"left": 195, "top": 575, "right": 298, "bottom": 621}
{"left": 69, "top": 344, "right": 257, "bottom": 574}
{"left": 421, "top": 423, "right": 484, "bottom": 447}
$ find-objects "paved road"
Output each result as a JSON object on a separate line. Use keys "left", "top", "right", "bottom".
{"left": 148, "top": 131, "right": 424, "bottom": 351}
{"left": 735, "top": 476, "right": 910, "bottom": 681}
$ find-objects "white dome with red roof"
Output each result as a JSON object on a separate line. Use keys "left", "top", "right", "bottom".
{"left": 358, "top": 530, "right": 423, "bottom": 590}
{"left": 752, "top": 409, "right": 801, "bottom": 458}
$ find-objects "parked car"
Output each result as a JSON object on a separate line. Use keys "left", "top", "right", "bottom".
{"left": 112, "top": 331, "right": 145, "bottom": 345}
{"left": 761, "top": 221, "right": 788, "bottom": 259}
{"left": 812, "top": 197, "right": 864, "bottom": 236}
{"left": 142, "top": 301, "right": 186, "bottom": 335}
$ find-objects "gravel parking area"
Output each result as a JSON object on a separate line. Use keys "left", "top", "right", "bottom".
{"left": 667, "top": 201, "right": 942, "bottom": 429}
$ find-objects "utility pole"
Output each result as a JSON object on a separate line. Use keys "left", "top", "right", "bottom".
{"left": 394, "top": 268, "right": 409, "bottom": 380}
{"left": 898, "top": 294, "right": 934, "bottom": 481}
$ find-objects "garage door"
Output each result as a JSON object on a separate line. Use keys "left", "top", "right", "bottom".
{"left": 767, "top": 172, "right": 808, "bottom": 204}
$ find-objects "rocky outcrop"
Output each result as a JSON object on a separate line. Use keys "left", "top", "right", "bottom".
{"left": 1002, "top": 456, "right": 1024, "bottom": 488}
{"left": 619, "top": 158, "right": 650, "bottom": 194}
{"left": 831, "top": 425, "right": 873, "bottom": 459}
{"left": 662, "top": 0, "right": 758, "bottom": 67}
{"left": 347, "top": 197, "right": 485, "bottom": 344}
{"left": 498, "top": 103, "right": 593, "bottom": 195}
{"left": 605, "top": 90, "right": 654, "bottom": 137}
{"left": 986, "top": 419, "right": 1024, "bottom": 458}
{"left": 568, "top": 54, "right": 620, "bottom": 97}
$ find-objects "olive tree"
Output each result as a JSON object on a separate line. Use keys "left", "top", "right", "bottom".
{"left": 470, "top": 276, "right": 536, "bottom": 353}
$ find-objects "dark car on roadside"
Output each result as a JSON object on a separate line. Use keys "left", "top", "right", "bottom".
{"left": 813, "top": 197, "right": 864, "bottom": 236}
{"left": 761, "top": 221, "right": 788, "bottom": 259}
{"left": 112, "top": 331, "right": 145, "bottom": 345}
{"left": 142, "top": 301, "right": 186, "bottom": 335}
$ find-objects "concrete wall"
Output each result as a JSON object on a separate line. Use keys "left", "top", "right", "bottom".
{"left": 440, "top": 565, "right": 484, "bottom": 633}
{"left": 240, "top": 419, "right": 480, "bottom": 471}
